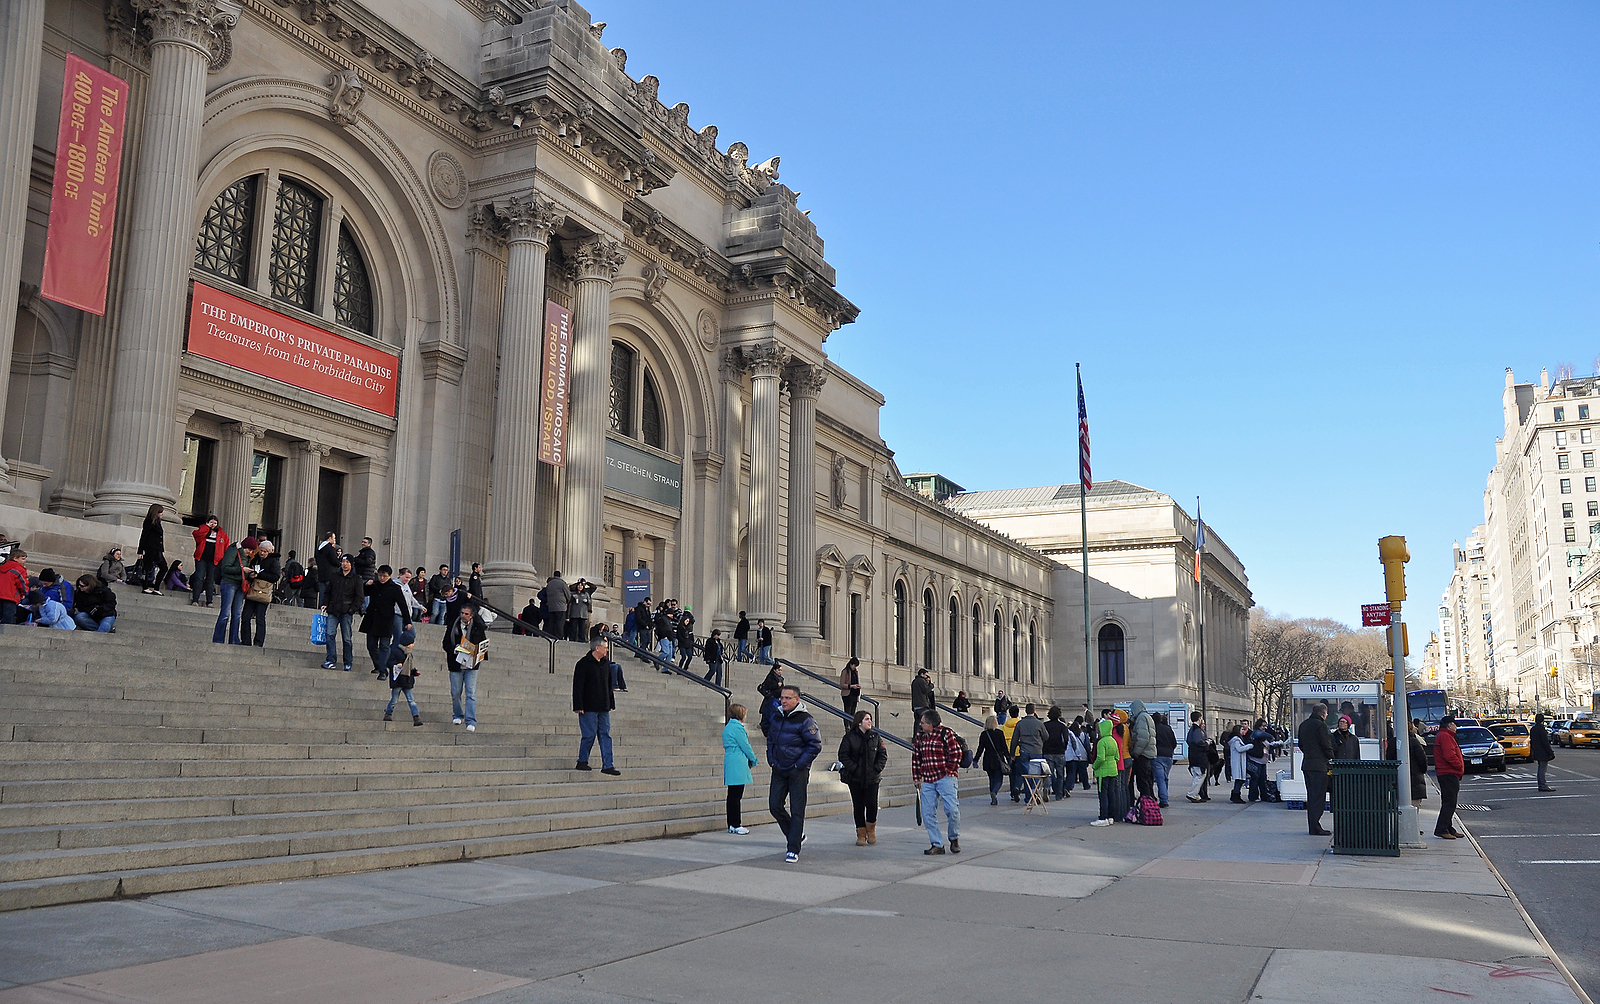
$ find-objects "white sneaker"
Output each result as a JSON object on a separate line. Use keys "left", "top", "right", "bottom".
{"left": 465, "top": 724, "right": 476, "bottom": 732}
{"left": 729, "top": 826, "right": 750, "bottom": 835}
{"left": 453, "top": 718, "right": 463, "bottom": 725}
{"left": 1089, "top": 818, "right": 1114, "bottom": 827}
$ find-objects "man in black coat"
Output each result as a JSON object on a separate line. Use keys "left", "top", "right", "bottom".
{"left": 359, "top": 565, "right": 413, "bottom": 676}
{"left": 1297, "top": 704, "right": 1335, "bottom": 835}
{"left": 320, "top": 554, "right": 363, "bottom": 671}
{"left": 1531, "top": 713, "right": 1556, "bottom": 792}
{"left": 312, "top": 531, "right": 341, "bottom": 607}
{"left": 573, "top": 637, "right": 620, "bottom": 774}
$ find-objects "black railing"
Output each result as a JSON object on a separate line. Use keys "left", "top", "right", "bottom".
{"left": 474, "top": 599, "right": 558, "bottom": 675}
{"left": 609, "top": 633, "right": 732, "bottom": 712}
{"left": 798, "top": 689, "right": 914, "bottom": 752}
{"left": 937, "top": 701, "right": 985, "bottom": 730}
{"left": 775, "top": 658, "right": 885, "bottom": 725}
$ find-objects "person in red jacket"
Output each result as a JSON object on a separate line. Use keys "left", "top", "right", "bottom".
{"left": 1432, "top": 716, "right": 1466, "bottom": 839}
{"left": 0, "top": 547, "right": 28, "bottom": 627}
{"left": 189, "top": 515, "right": 229, "bottom": 607}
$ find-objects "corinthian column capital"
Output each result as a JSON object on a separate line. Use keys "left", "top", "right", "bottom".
{"left": 745, "top": 341, "right": 789, "bottom": 377}
{"left": 499, "top": 193, "right": 562, "bottom": 245}
{"left": 133, "top": 0, "right": 236, "bottom": 55}
{"left": 784, "top": 362, "right": 826, "bottom": 399}
{"left": 564, "top": 236, "right": 627, "bottom": 282}
{"left": 300, "top": 440, "right": 332, "bottom": 458}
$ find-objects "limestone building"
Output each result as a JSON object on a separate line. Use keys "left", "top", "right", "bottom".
{"left": 1437, "top": 527, "right": 1494, "bottom": 697}
{"left": 0, "top": 0, "right": 1056, "bottom": 708}
{"left": 946, "top": 480, "right": 1253, "bottom": 724}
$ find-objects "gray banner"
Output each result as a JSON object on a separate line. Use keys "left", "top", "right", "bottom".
{"left": 605, "top": 437, "right": 683, "bottom": 509}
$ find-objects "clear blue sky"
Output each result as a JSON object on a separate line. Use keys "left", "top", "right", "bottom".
{"left": 596, "top": 1, "right": 1598, "bottom": 627}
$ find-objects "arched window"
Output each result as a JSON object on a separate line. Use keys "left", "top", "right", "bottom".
{"left": 609, "top": 342, "right": 635, "bottom": 434}
{"left": 1029, "top": 621, "right": 1037, "bottom": 684}
{"left": 923, "top": 588, "right": 935, "bottom": 670}
{"left": 641, "top": 370, "right": 664, "bottom": 449}
{"left": 893, "top": 581, "right": 907, "bottom": 666}
{"left": 992, "top": 608, "right": 1002, "bottom": 680}
{"left": 1099, "top": 623, "right": 1126, "bottom": 686}
{"left": 1012, "top": 616, "right": 1021, "bottom": 683}
{"left": 333, "top": 223, "right": 373, "bottom": 335}
{"left": 972, "top": 602, "right": 982, "bottom": 677}
{"left": 949, "top": 596, "right": 960, "bottom": 675}
{"left": 268, "top": 178, "right": 323, "bottom": 310}
{"left": 194, "top": 176, "right": 257, "bottom": 284}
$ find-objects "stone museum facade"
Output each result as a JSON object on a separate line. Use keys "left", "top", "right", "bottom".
{"left": 0, "top": 0, "right": 1060, "bottom": 707}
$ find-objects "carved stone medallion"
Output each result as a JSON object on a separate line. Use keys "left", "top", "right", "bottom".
{"left": 427, "top": 151, "right": 469, "bottom": 209}
{"left": 696, "top": 309, "right": 720, "bottom": 353}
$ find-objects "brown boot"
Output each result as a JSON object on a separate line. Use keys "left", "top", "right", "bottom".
{"left": 855, "top": 826, "right": 868, "bottom": 846}
{"left": 866, "top": 823, "right": 877, "bottom": 845}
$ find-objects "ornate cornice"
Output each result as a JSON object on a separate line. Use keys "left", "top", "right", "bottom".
{"left": 565, "top": 236, "right": 626, "bottom": 282}
{"left": 133, "top": 0, "right": 236, "bottom": 57}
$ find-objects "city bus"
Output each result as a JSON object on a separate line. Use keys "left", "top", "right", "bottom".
{"left": 1407, "top": 689, "right": 1450, "bottom": 765}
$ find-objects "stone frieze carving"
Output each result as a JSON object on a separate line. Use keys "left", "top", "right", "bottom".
{"left": 327, "top": 67, "right": 365, "bottom": 126}
{"left": 426, "top": 151, "right": 469, "bottom": 209}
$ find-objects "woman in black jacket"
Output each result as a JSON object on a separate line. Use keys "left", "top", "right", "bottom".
{"left": 239, "top": 540, "right": 281, "bottom": 647}
{"left": 976, "top": 714, "right": 1011, "bottom": 805}
{"left": 136, "top": 504, "right": 167, "bottom": 595}
{"left": 838, "top": 710, "right": 888, "bottom": 846}
{"left": 1531, "top": 714, "right": 1556, "bottom": 792}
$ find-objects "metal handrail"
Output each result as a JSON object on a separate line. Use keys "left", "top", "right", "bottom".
{"left": 775, "top": 657, "right": 883, "bottom": 723}
{"left": 936, "top": 701, "right": 985, "bottom": 730}
{"left": 798, "top": 690, "right": 914, "bottom": 752}
{"left": 473, "top": 599, "right": 558, "bottom": 675}
{"left": 609, "top": 633, "right": 732, "bottom": 711}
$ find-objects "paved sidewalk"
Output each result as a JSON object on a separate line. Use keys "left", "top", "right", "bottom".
{"left": 0, "top": 790, "right": 1584, "bottom": 1003}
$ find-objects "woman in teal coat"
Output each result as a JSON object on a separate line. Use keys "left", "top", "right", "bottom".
{"left": 723, "top": 704, "right": 758, "bottom": 834}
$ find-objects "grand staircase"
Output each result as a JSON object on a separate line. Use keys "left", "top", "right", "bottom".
{"left": 0, "top": 590, "right": 984, "bottom": 911}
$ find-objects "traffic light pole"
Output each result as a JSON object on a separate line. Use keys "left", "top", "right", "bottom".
{"left": 1379, "top": 535, "right": 1422, "bottom": 848}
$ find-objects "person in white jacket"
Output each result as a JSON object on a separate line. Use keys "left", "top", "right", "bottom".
{"left": 1228, "top": 724, "right": 1253, "bottom": 804}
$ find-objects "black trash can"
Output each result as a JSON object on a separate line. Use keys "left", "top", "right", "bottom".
{"left": 1330, "top": 759, "right": 1399, "bottom": 856}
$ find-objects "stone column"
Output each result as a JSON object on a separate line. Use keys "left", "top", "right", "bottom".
{"left": 745, "top": 341, "right": 787, "bottom": 624}
{"left": 0, "top": 0, "right": 45, "bottom": 494}
{"left": 561, "top": 235, "right": 625, "bottom": 588}
{"left": 88, "top": 0, "right": 234, "bottom": 522}
{"left": 716, "top": 348, "right": 745, "bottom": 632}
{"left": 620, "top": 528, "right": 638, "bottom": 581}
{"left": 218, "top": 422, "right": 262, "bottom": 538}
{"left": 290, "top": 441, "right": 330, "bottom": 562}
{"left": 784, "top": 362, "right": 824, "bottom": 640}
{"left": 480, "top": 194, "right": 559, "bottom": 610}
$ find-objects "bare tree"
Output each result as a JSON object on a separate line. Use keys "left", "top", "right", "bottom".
{"left": 1247, "top": 611, "right": 1395, "bottom": 723}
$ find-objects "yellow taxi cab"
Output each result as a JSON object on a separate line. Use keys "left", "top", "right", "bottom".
{"left": 1564, "top": 720, "right": 1600, "bottom": 749}
{"left": 1488, "top": 722, "right": 1531, "bottom": 760}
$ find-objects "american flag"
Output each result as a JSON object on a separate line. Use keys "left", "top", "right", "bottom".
{"left": 1077, "top": 364, "right": 1092, "bottom": 493}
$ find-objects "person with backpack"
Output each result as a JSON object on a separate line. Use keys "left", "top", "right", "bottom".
{"left": 911, "top": 709, "right": 963, "bottom": 855}
{"left": 280, "top": 552, "right": 306, "bottom": 607}
{"left": 975, "top": 713, "right": 1011, "bottom": 805}
{"left": 382, "top": 627, "right": 423, "bottom": 726}
{"left": 838, "top": 709, "right": 888, "bottom": 846}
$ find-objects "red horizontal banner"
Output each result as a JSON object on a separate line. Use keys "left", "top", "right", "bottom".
{"left": 186, "top": 282, "right": 399, "bottom": 416}
{"left": 41, "top": 54, "right": 129, "bottom": 315}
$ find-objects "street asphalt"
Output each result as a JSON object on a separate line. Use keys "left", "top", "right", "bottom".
{"left": 1457, "top": 750, "right": 1600, "bottom": 1002}
{"left": 0, "top": 778, "right": 1587, "bottom": 1004}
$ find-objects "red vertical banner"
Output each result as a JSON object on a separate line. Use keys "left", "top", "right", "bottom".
{"left": 41, "top": 54, "right": 129, "bottom": 315}
{"left": 538, "top": 300, "right": 571, "bottom": 466}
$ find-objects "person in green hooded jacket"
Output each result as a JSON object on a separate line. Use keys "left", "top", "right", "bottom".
{"left": 1090, "top": 718, "right": 1121, "bottom": 826}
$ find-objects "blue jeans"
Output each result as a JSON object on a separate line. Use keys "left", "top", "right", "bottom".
{"left": 324, "top": 613, "right": 354, "bottom": 667}
{"left": 757, "top": 645, "right": 772, "bottom": 665}
{"left": 431, "top": 598, "right": 447, "bottom": 622}
{"left": 737, "top": 638, "right": 750, "bottom": 661}
{"left": 658, "top": 638, "right": 675, "bottom": 665}
{"left": 1046, "top": 753, "right": 1070, "bottom": 799}
{"left": 1099, "top": 776, "right": 1116, "bottom": 819}
{"left": 73, "top": 612, "right": 115, "bottom": 632}
{"left": 367, "top": 625, "right": 399, "bottom": 673}
{"left": 450, "top": 668, "right": 477, "bottom": 725}
{"left": 212, "top": 581, "right": 244, "bottom": 643}
{"left": 768, "top": 766, "right": 810, "bottom": 854}
{"left": 703, "top": 661, "right": 723, "bottom": 687}
{"left": 920, "top": 776, "right": 960, "bottom": 847}
{"left": 191, "top": 561, "right": 218, "bottom": 604}
{"left": 577, "top": 710, "right": 612, "bottom": 768}
{"left": 386, "top": 687, "right": 419, "bottom": 717}
{"left": 986, "top": 769, "right": 1005, "bottom": 800}
{"left": 1154, "top": 756, "right": 1174, "bottom": 804}
{"left": 1246, "top": 760, "right": 1267, "bottom": 801}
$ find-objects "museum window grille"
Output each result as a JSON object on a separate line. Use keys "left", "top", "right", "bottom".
{"left": 268, "top": 179, "right": 323, "bottom": 310}
{"left": 949, "top": 596, "right": 960, "bottom": 675}
{"left": 893, "top": 581, "right": 907, "bottom": 667}
{"left": 194, "top": 175, "right": 257, "bottom": 284}
{"left": 1099, "top": 623, "right": 1126, "bottom": 686}
{"left": 1012, "top": 617, "right": 1021, "bottom": 683}
{"left": 992, "top": 609, "right": 1002, "bottom": 679}
{"left": 972, "top": 602, "right": 982, "bottom": 676}
{"left": 333, "top": 223, "right": 373, "bottom": 335}
{"left": 609, "top": 342, "right": 635, "bottom": 435}
{"left": 641, "top": 371, "right": 664, "bottom": 449}
{"left": 923, "top": 588, "right": 935, "bottom": 670}
{"left": 1029, "top": 622, "right": 1037, "bottom": 684}
{"left": 818, "top": 585, "right": 830, "bottom": 640}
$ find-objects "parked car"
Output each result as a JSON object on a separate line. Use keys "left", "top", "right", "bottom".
{"left": 1452, "top": 726, "right": 1507, "bottom": 773}
{"left": 1488, "top": 722, "right": 1531, "bottom": 761}
{"left": 1563, "top": 720, "right": 1600, "bottom": 749}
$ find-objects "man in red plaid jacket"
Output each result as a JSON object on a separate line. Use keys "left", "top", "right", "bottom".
{"left": 912, "top": 709, "right": 963, "bottom": 854}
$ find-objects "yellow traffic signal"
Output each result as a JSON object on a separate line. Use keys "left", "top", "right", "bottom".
{"left": 1383, "top": 670, "right": 1395, "bottom": 693}
{"left": 1379, "top": 535, "right": 1409, "bottom": 604}
{"left": 1550, "top": 665, "right": 1559, "bottom": 679}
{"left": 1385, "top": 623, "right": 1410, "bottom": 658}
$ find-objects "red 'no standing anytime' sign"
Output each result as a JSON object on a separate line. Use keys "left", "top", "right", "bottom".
{"left": 1361, "top": 604, "right": 1392, "bottom": 627}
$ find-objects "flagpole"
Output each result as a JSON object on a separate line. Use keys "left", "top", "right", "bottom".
{"left": 1196, "top": 496, "right": 1208, "bottom": 724}
{"left": 1078, "top": 363, "right": 1093, "bottom": 715}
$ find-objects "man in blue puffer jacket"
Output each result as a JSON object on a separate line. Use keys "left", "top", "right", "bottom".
{"left": 766, "top": 684, "right": 822, "bottom": 863}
